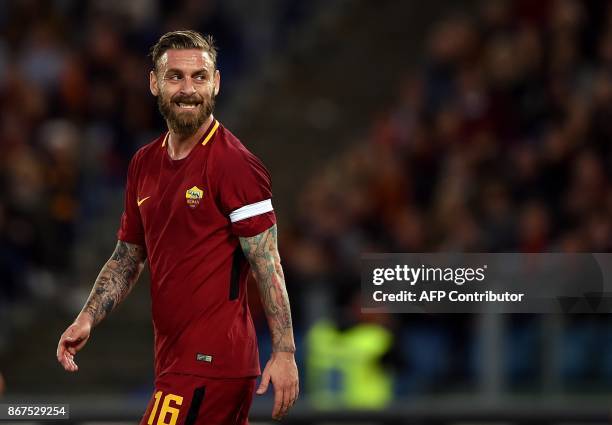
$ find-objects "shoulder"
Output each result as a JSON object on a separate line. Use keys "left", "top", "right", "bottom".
{"left": 211, "top": 125, "right": 256, "bottom": 162}
{"left": 209, "top": 124, "right": 269, "bottom": 175}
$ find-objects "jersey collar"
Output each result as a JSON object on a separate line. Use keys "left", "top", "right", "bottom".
{"left": 161, "top": 119, "right": 220, "bottom": 148}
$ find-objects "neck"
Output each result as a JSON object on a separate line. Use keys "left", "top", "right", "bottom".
{"left": 166, "top": 114, "right": 214, "bottom": 160}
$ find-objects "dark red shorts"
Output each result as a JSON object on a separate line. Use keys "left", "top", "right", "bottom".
{"left": 139, "top": 373, "right": 256, "bottom": 425}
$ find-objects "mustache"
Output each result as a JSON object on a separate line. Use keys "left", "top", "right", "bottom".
{"left": 171, "top": 94, "right": 203, "bottom": 104}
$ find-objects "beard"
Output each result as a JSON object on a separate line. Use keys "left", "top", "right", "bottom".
{"left": 157, "top": 90, "right": 215, "bottom": 136}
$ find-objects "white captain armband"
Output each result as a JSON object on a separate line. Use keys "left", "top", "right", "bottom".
{"left": 229, "top": 199, "right": 273, "bottom": 223}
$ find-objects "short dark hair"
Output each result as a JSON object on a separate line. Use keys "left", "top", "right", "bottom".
{"left": 149, "top": 30, "right": 217, "bottom": 71}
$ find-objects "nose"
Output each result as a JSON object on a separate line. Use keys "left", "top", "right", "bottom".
{"left": 180, "top": 77, "right": 196, "bottom": 95}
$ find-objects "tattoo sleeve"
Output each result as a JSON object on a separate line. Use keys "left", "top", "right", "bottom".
{"left": 239, "top": 224, "right": 296, "bottom": 353}
{"left": 81, "top": 240, "right": 147, "bottom": 327}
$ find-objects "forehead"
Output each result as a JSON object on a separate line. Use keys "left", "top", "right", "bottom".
{"left": 158, "top": 49, "right": 214, "bottom": 72}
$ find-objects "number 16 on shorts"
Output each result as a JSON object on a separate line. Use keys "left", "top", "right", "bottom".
{"left": 147, "top": 391, "right": 183, "bottom": 425}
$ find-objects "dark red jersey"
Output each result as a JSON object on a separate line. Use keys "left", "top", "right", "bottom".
{"left": 117, "top": 119, "right": 275, "bottom": 379}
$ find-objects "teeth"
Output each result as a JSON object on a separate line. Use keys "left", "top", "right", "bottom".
{"left": 177, "top": 103, "right": 197, "bottom": 108}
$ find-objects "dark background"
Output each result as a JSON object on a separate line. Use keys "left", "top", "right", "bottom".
{"left": 1, "top": 0, "right": 612, "bottom": 423}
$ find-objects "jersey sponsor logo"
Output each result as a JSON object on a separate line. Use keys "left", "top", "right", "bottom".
{"left": 196, "top": 353, "right": 213, "bottom": 363}
{"left": 185, "top": 186, "right": 204, "bottom": 208}
{"left": 137, "top": 196, "right": 151, "bottom": 206}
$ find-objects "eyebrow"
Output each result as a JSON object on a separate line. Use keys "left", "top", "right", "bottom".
{"left": 165, "top": 68, "right": 209, "bottom": 75}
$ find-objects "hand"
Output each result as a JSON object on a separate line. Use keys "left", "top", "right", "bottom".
{"left": 56, "top": 313, "right": 92, "bottom": 372}
{"left": 256, "top": 352, "right": 299, "bottom": 420}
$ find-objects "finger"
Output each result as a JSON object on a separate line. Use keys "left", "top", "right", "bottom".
{"left": 57, "top": 332, "right": 71, "bottom": 358}
{"left": 60, "top": 352, "right": 72, "bottom": 371}
{"left": 286, "top": 384, "right": 297, "bottom": 413}
{"left": 56, "top": 340, "right": 64, "bottom": 361}
{"left": 60, "top": 338, "right": 74, "bottom": 357}
{"left": 74, "top": 335, "right": 89, "bottom": 352}
{"left": 66, "top": 337, "right": 81, "bottom": 355}
{"left": 282, "top": 385, "right": 295, "bottom": 417}
{"left": 64, "top": 353, "right": 73, "bottom": 371}
{"left": 58, "top": 341, "right": 68, "bottom": 367}
{"left": 59, "top": 354, "right": 67, "bottom": 370}
{"left": 289, "top": 384, "right": 297, "bottom": 407}
{"left": 272, "top": 386, "right": 287, "bottom": 420}
{"left": 65, "top": 327, "right": 76, "bottom": 341}
{"left": 295, "top": 381, "right": 300, "bottom": 402}
{"left": 256, "top": 372, "right": 270, "bottom": 395}
{"left": 66, "top": 353, "right": 78, "bottom": 372}
{"left": 64, "top": 351, "right": 76, "bottom": 370}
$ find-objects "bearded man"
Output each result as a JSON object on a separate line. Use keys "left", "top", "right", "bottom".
{"left": 57, "top": 30, "right": 298, "bottom": 424}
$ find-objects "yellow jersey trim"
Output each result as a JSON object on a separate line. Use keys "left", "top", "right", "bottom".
{"left": 160, "top": 120, "right": 218, "bottom": 148}
{"left": 202, "top": 120, "right": 220, "bottom": 146}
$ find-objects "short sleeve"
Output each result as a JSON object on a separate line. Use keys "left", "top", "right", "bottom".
{"left": 217, "top": 148, "right": 276, "bottom": 237}
{"left": 117, "top": 155, "right": 146, "bottom": 246}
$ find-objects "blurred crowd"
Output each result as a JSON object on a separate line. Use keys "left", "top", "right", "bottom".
{"left": 283, "top": 0, "right": 612, "bottom": 395}
{"left": 3, "top": 0, "right": 612, "bottom": 400}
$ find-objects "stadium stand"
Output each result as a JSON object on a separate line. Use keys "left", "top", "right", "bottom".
{"left": 2, "top": 0, "right": 612, "bottom": 423}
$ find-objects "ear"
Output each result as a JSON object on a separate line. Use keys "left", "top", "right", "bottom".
{"left": 150, "top": 70, "right": 159, "bottom": 96}
{"left": 213, "top": 69, "right": 220, "bottom": 96}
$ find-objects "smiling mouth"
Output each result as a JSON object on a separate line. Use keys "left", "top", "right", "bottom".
{"left": 174, "top": 102, "right": 201, "bottom": 109}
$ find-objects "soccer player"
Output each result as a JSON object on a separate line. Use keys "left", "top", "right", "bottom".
{"left": 56, "top": 30, "right": 299, "bottom": 424}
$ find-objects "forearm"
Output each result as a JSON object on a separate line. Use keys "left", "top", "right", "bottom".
{"left": 254, "top": 258, "right": 295, "bottom": 353}
{"left": 240, "top": 225, "right": 296, "bottom": 353}
{"left": 79, "top": 241, "right": 146, "bottom": 327}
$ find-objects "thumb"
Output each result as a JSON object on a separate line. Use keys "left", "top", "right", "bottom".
{"left": 65, "top": 334, "right": 81, "bottom": 345}
{"left": 256, "top": 372, "right": 270, "bottom": 395}
{"left": 66, "top": 326, "right": 79, "bottom": 341}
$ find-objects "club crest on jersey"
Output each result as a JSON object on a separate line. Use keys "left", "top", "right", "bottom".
{"left": 185, "top": 186, "right": 204, "bottom": 208}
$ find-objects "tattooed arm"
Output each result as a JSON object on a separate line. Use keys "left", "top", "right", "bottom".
{"left": 240, "top": 224, "right": 295, "bottom": 353}
{"left": 81, "top": 240, "right": 146, "bottom": 326}
{"left": 239, "top": 224, "right": 299, "bottom": 419}
{"left": 56, "top": 240, "right": 146, "bottom": 372}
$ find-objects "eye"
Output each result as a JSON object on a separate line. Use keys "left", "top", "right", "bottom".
{"left": 166, "top": 74, "right": 181, "bottom": 81}
{"left": 194, "top": 74, "right": 207, "bottom": 81}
